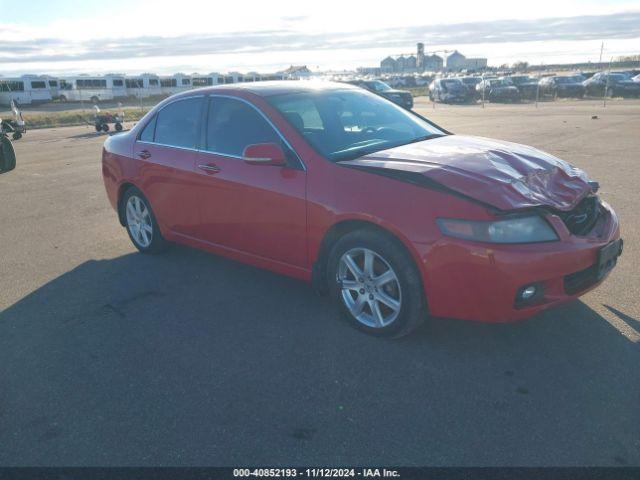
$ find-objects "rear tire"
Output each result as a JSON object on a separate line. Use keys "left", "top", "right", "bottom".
{"left": 115, "top": 122, "right": 123, "bottom": 132}
{"left": 0, "top": 136, "right": 17, "bottom": 172}
{"left": 121, "top": 187, "right": 168, "bottom": 254}
{"left": 327, "top": 229, "right": 426, "bottom": 338}
{"left": 102, "top": 124, "right": 110, "bottom": 132}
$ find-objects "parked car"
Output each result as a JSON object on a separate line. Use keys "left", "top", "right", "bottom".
{"left": 538, "top": 75, "right": 585, "bottom": 98}
{"left": 458, "top": 76, "right": 483, "bottom": 99}
{"left": 346, "top": 79, "right": 413, "bottom": 109}
{"left": 583, "top": 72, "right": 640, "bottom": 97}
{"left": 505, "top": 75, "right": 539, "bottom": 100}
{"left": 102, "top": 82, "right": 622, "bottom": 337}
{"left": 428, "top": 78, "right": 471, "bottom": 103}
{"left": 476, "top": 78, "right": 521, "bottom": 102}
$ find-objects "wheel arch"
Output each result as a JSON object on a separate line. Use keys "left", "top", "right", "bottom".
{"left": 116, "top": 182, "right": 137, "bottom": 226}
{"left": 311, "top": 218, "right": 426, "bottom": 297}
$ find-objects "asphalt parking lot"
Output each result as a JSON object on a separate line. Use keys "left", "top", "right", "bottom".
{"left": 1, "top": 99, "right": 639, "bottom": 466}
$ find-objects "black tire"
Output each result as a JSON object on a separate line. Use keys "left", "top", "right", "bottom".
{"left": 95, "top": 124, "right": 102, "bottom": 132}
{"left": 121, "top": 187, "right": 168, "bottom": 254}
{"left": 90, "top": 96, "right": 99, "bottom": 104}
{"left": 115, "top": 122, "right": 123, "bottom": 132}
{"left": 12, "top": 132, "right": 22, "bottom": 140}
{"left": 327, "top": 229, "right": 426, "bottom": 338}
{"left": 102, "top": 124, "right": 110, "bottom": 132}
{"left": 0, "top": 136, "right": 16, "bottom": 172}
{"left": 59, "top": 95, "right": 67, "bottom": 103}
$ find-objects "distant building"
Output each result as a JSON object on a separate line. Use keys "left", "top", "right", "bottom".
{"left": 381, "top": 56, "right": 397, "bottom": 73}
{"left": 357, "top": 67, "right": 381, "bottom": 76}
{"left": 445, "top": 50, "right": 487, "bottom": 71}
{"left": 380, "top": 43, "right": 484, "bottom": 74}
{"left": 380, "top": 54, "right": 417, "bottom": 73}
{"left": 282, "top": 65, "right": 312, "bottom": 79}
{"left": 423, "top": 54, "right": 443, "bottom": 71}
{"left": 416, "top": 43, "right": 425, "bottom": 72}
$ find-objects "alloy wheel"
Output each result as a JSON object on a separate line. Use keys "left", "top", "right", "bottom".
{"left": 125, "top": 195, "right": 153, "bottom": 248}
{"left": 337, "top": 248, "right": 402, "bottom": 328}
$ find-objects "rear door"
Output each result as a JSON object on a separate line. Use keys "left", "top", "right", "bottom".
{"left": 191, "top": 95, "right": 307, "bottom": 267}
{"left": 135, "top": 96, "right": 204, "bottom": 237}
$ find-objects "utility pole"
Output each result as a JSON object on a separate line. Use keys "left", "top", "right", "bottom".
{"left": 599, "top": 42, "right": 604, "bottom": 65}
{"left": 603, "top": 56, "right": 613, "bottom": 108}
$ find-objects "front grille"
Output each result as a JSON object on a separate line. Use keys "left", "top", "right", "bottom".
{"left": 564, "top": 264, "right": 598, "bottom": 295}
{"left": 557, "top": 195, "right": 601, "bottom": 235}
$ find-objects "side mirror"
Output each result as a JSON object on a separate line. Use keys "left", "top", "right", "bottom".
{"left": 242, "top": 143, "right": 287, "bottom": 166}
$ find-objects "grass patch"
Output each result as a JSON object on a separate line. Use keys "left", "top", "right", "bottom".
{"left": 22, "top": 107, "right": 150, "bottom": 129}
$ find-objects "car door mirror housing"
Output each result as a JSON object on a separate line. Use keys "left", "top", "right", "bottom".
{"left": 242, "top": 143, "right": 287, "bottom": 166}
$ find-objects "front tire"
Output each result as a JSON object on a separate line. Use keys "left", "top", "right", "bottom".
{"left": 327, "top": 229, "right": 426, "bottom": 338}
{"left": 122, "top": 187, "right": 168, "bottom": 254}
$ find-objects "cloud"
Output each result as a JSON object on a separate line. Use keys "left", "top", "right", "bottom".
{"left": 0, "top": 11, "right": 638, "bottom": 65}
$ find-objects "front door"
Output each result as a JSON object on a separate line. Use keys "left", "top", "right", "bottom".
{"left": 192, "top": 96, "right": 307, "bottom": 268}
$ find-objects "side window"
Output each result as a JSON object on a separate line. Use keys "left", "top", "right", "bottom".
{"left": 154, "top": 97, "right": 203, "bottom": 148}
{"left": 206, "top": 97, "right": 280, "bottom": 156}
{"left": 139, "top": 115, "right": 156, "bottom": 142}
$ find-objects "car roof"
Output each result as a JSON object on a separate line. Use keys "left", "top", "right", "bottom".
{"left": 177, "top": 80, "right": 360, "bottom": 98}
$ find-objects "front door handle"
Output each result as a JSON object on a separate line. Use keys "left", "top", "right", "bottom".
{"left": 198, "top": 163, "right": 221, "bottom": 174}
{"left": 138, "top": 149, "right": 151, "bottom": 159}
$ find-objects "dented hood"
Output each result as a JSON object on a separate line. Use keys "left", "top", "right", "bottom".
{"left": 339, "top": 135, "right": 593, "bottom": 211}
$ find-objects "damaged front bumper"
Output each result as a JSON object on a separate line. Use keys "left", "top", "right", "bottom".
{"left": 421, "top": 201, "right": 621, "bottom": 323}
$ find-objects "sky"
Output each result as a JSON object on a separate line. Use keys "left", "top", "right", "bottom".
{"left": 0, "top": 0, "right": 639, "bottom": 76}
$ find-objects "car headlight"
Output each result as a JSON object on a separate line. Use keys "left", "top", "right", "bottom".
{"left": 436, "top": 215, "right": 558, "bottom": 244}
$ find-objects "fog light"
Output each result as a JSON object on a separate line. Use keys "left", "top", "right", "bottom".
{"left": 515, "top": 283, "right": 543, "bottom": 308}
{"left": 521, "top": 285, "right": 537, "bottom": 300}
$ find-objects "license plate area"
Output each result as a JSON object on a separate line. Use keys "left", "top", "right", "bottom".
{"left": 597, "top": 239, "right": 623, "bottom": 279}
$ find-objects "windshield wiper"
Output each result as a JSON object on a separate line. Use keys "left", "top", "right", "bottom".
{"left": 402, "top": 133, "right": 445, "bottom": 145}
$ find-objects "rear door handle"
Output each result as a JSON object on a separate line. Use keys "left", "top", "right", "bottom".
{"left": 137, "top": 149, "right": 151, "bottom": 159}
{"left": 198, "top": 163, "right": 221, "bottom": 174}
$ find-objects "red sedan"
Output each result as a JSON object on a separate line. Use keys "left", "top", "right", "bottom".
{"left": 102, "top": 82, "right": 622, "bottom": 337}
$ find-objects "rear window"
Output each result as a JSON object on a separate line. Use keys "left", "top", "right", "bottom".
{"left": 139, "top": 115, "right": 156, "bottom": 142}
{"left": 153, "top": 97, "right": 203, "bottom": 148}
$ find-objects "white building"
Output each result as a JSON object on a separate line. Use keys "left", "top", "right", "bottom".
{"left": 446, "top": 51, "right": 488, "bottom": 71}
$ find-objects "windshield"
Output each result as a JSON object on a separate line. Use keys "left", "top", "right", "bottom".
{"left": 268, "top": 89, "right": 445, "bottom": 162}
{"left": 365, "top": 80, "right": 392, "bottom": 92}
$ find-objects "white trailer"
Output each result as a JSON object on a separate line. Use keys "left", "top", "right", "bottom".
{"left": 125, "top": 74, "right": 161, "bottom": 98}
{"left": 0, "top": 79, "right": 30, "bottom": 106}
{"left": 191, "top": 73, "right": 224, "bottom": 88}
{"left": 22, "top": 76, "right": 53, "bottom": 103}
{"left": 44, "top": 76, "right": 60, "bottom": 99}
{"left": 58, "top": 75, "right": 126, "bottom": 102}
{"left": 159, "top": 74, "right": 193, "bottom": 96}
